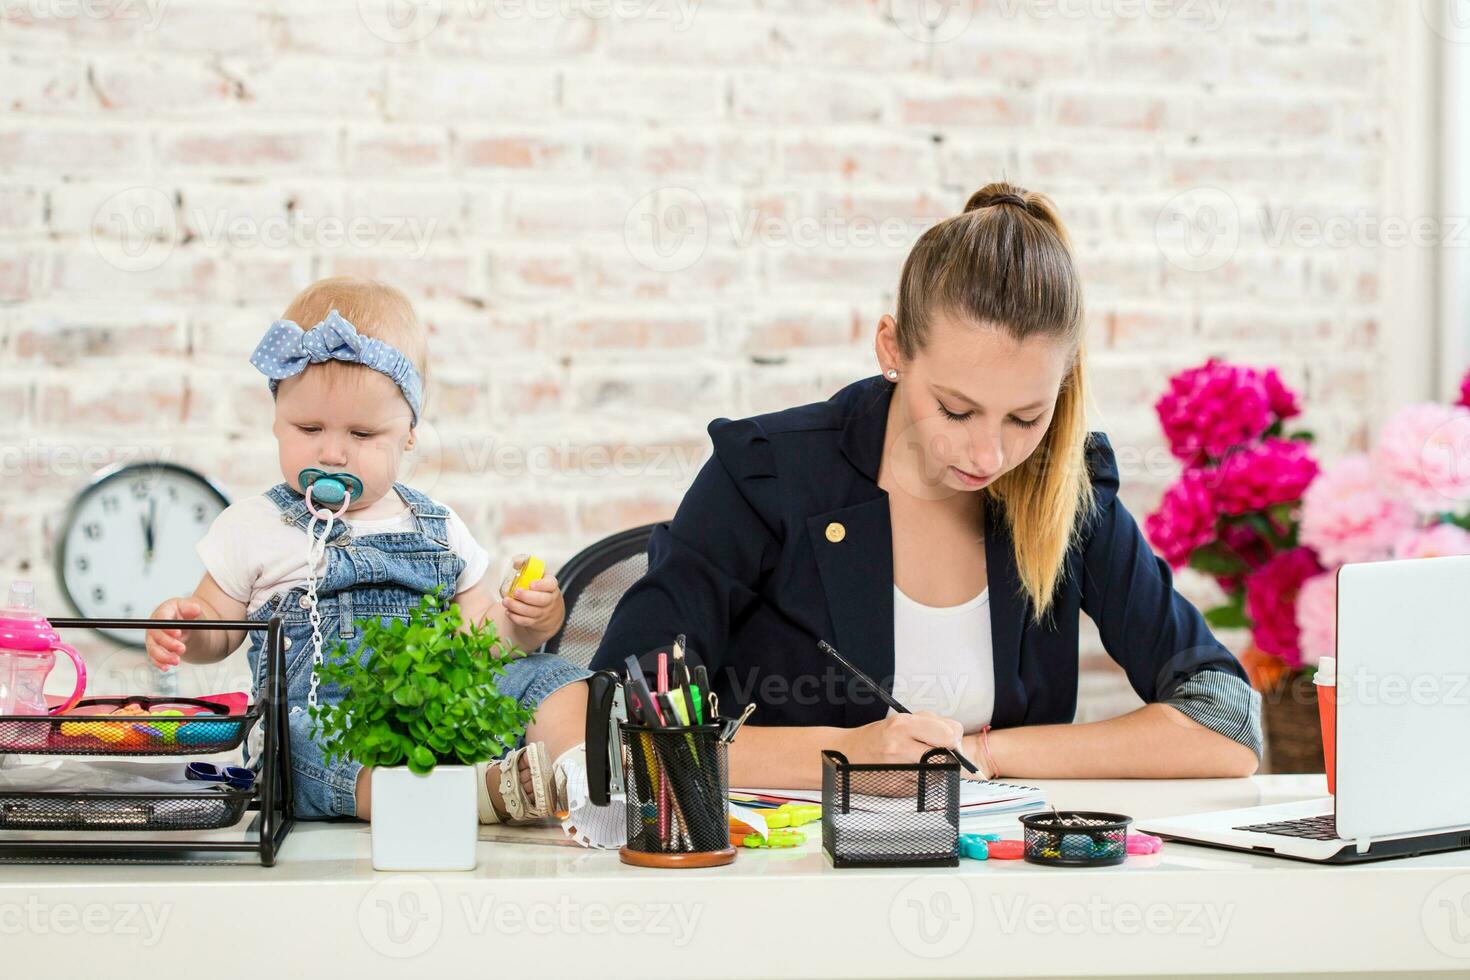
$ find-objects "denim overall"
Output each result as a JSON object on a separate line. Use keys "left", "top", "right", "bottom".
{"left": 244, "top": 481, "right": 588, "bottom": 819}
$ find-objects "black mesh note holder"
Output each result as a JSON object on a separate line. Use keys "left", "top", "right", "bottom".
{"left": 821, "top": 749, "right": 960, "bottom": 868}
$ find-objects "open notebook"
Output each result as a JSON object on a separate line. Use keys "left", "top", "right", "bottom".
{"left": 733, "top": 779, "right": 1047, "bottom": 818}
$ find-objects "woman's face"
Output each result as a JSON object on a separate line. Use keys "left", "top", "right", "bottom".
{"left": 879, "top": 311, "right": 1072, "bottom": 498}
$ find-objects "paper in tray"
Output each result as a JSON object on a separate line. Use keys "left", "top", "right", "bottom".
{"left": 0, "top": 759, "right": 254, "bottom": 833}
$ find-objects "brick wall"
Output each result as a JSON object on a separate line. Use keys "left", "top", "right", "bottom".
{"left": 0, "top": 0, "right": 1404, "bottom": 709}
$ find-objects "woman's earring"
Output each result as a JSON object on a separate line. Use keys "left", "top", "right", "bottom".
{"left": 886, "top": 369, "right": 899, "bottom": 380}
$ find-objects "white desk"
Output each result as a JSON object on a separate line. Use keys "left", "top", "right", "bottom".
{"left": 3, "top": 775, "right": 1468, "bottom": 977}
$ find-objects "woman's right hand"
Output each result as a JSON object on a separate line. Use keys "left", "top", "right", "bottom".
{"left": 143, "top": 597, "right": 205, "bottom": 671}
{"left": 841, "top": 711, "right": 966, "bottom": 766}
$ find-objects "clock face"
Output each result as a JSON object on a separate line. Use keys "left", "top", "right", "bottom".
{"left": 57, "top": 463, "right": 230, "bottom": 647}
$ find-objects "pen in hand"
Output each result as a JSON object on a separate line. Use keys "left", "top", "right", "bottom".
{"left": 817, "top": 639, "right": 981, "bottom": 774}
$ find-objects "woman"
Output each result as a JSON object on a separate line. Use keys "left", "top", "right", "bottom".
{"left": 591, "top": 182, "right": 1262, "bottom": 788}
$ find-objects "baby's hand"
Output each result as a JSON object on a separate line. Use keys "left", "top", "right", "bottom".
{"left": 502, "top": 555, "right": 565, "bottom": 640}
{"left": 144, "top": 597, "right": 205, "bottom": 671}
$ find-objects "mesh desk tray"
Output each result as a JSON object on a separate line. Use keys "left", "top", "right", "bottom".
{"left": 0, "top": 787, "right": 254, "bottom": 833}
{"left": 821, "top": 748, "right": 960, "bottom": 868}
{"left": 0, "top": 697, "right": 255, "bottom": 756}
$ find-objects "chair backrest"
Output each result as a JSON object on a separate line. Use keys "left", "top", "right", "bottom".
{"left": 543, "top": 524, "right": 657, "bottom": 670}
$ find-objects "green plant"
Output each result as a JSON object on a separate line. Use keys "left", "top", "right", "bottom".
{"left": 310, "top": 590, "right": 533, "bottom": 775}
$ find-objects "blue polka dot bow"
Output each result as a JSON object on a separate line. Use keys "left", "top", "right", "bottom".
{"left": 249, "top": 309, "right": 423, "bottom": 426}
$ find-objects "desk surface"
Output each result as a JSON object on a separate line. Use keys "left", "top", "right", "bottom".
{"left": 3, "top": 775, "right": 1468, "bottom": 977}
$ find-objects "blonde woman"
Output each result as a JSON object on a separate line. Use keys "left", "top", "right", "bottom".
{"left": 593, "top": 182, "right": 1262, "bottom": 787}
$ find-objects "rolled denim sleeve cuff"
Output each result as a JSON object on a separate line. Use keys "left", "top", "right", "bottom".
{"left": 1163, "top": 668, "right": 1264, "bottom": 762}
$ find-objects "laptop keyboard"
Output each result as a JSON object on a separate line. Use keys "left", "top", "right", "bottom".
{"left": 1233, "top": 813, "right": 1339, "bottom": 840}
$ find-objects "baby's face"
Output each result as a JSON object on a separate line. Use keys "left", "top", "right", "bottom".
{"left": 271, "top": 366, "right": 415, "bottom": 513}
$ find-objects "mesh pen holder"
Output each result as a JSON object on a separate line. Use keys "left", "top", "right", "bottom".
{"left": 619, "top": 721, "right": 735, "bottom": 869}
{"left": 821, "top": 748, "right": 960, "bottom": 868}
{"left": 1019, "top": 811, "right": 1132, "bottom": 867}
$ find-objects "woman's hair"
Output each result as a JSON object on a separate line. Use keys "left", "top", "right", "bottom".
{"left": 894, "top": 181, "right": 1095, "bottom": 625}
{"left": 278, "top": 276, "right": 429, "bottom": 416}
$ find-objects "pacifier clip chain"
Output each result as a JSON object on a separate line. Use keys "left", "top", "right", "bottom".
{"left": 302, "top": 483, "right": 352, "bottom": 709}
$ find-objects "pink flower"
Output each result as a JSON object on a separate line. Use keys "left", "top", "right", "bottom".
{"left": 1299, "top": 454, "right": 1417, "bottom": 566}
{"left": 1211, "top": 438, "right": 1319, "bottom": 515}
{"left": 1155, "top": 359, "right": 1303, "bottom": 464}
{"left": 1457, "top": 368, "right": 1470, "bottom": 411}
{"left": 1263, "top": 368, "right": 1302, "bottom": 422}
{"left": 1392, "top": 523, "right": 1470, "bottom": 560}
{"left": 1213, "top": 522, "right": 1272, "bottom": 594}
{"left": 1244, "top": 547, "right": 1322, "bottom": 668}
{"left": 1373, "top": 403, "right": 1470, "bottom": 514}
{"left": 1145, "top": 470, "right": 1216, "bottom": 568}
{"left": 1295, "top": 571, "right": 1337, "bottom": 668}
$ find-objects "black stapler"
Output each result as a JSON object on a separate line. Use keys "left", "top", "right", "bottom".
{"left": 585, "top": 669, "right": 627, "bottom": 807}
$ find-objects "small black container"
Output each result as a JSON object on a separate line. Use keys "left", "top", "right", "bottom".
{"left": 821, "top": 748, "right": 960, "bottom": 868}
{"left": 1019, "top": 810, "right": 1132, "bottom": 867}
{"left": 620, "top": 721, "right": 735, "bottom": 868}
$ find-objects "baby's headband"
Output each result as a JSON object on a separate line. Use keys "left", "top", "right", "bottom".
{"left": 249, "top": 309, "right": 423, "bottom": 426}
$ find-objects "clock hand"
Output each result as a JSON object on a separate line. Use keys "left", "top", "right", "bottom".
{"left": 143, "top": 498, "right": 156, "bottom": 560}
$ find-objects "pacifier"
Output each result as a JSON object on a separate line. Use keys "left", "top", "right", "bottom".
{"left": 296, "top": 468, "right": 364, "bottom": 508}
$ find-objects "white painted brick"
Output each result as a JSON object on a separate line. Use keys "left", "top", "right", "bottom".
{"left": 223, "top": 57, "right": 385, "bottom": 118}
{"left": 385, "top": 63, "right": 557, "bottom": 122}
{"left": 89, "top": 57, "right": 242, "bottom": 115}
{"left": 564, "top": 68, "right": 726, "bottom": 124}
{"left": 2, "top": 52, "right": 88, "bottom": 113}
{"left": 0, "top": 127, "right": 146, "bottom": 175}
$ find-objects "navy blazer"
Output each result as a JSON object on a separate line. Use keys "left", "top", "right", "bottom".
{"left": 591, "top": 376, "right": 1249, "bottom": 731}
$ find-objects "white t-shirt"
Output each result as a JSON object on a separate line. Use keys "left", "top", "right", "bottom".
{"left": 890, "top": 584, "right": 995, "bottom": 732}
{"left": 197, "top": 489, "right": 492, "bottom": 615}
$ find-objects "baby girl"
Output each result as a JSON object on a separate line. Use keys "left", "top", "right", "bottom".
{"left": 143, "top": 276, "right": 589, "bottom": 824}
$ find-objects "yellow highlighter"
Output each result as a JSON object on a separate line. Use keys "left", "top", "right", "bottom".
{"left": 500, "top": 556, "right": 546, "bottom": 598}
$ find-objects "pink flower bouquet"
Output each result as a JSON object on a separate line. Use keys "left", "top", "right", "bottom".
{"left": 1145, "top": 359, "right": 1320, "bottom": 683}
{"left": 1149, "top": 359, "right": 1470, "bottom": 683}
{"left": 1294, "top": 395, "right": 1470, "bottom": 666}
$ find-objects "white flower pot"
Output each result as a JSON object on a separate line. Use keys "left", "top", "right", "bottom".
{"left": 371, "top": 764, "right": 478, "bottom": 871}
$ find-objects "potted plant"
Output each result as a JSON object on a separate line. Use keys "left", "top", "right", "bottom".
{"left": 1146, "top": 359, "right": 1470, "bottom": 772}
{"left": 310, "top": 590, "right": 532, "bottom": 871}
{"left": 1144, "top": 359, "right": 1324, "bottom": 771}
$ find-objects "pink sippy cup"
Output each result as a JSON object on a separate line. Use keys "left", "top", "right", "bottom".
{"left": 0, "top": 581, "right": 86, "bottom": 715}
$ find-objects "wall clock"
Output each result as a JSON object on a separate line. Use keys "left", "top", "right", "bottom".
{"left": 56, "top": 462, "right": 230, "bottom": 647}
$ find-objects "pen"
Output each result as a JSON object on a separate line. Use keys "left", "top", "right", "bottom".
{"left": 816, "top": 639, "right": 980, "bottom": 774}
{"left": 654, "top": 652, "right": 672, "bottom": 846}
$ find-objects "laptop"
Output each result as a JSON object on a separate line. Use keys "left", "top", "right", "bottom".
{"left": 1137, "top": 554, "right": 1470, "bottom": 864}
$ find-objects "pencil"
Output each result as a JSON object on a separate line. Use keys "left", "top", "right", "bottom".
{"left": 816, "top": 639, "right": 981, "bottom": 774}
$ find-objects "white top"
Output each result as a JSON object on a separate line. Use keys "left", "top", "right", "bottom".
{"left": 890, "top": 583, "right": 995, "bottom": 731}
{"left": 196, "top": 489, "right": 491, "bottom": 614}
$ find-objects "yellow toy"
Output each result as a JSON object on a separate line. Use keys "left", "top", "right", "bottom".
{"left": 500, "top": 556, "right": 546, "bottom": 598}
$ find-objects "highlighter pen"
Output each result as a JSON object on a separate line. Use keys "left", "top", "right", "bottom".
{"left": 671, "top": 639, "right": 698, "bottom": 725}
{"left": 816, "top": 639, "right": 980, "bottom": 774}
{"left": 693, "top": 665, "right": 712, "bottom": 722}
